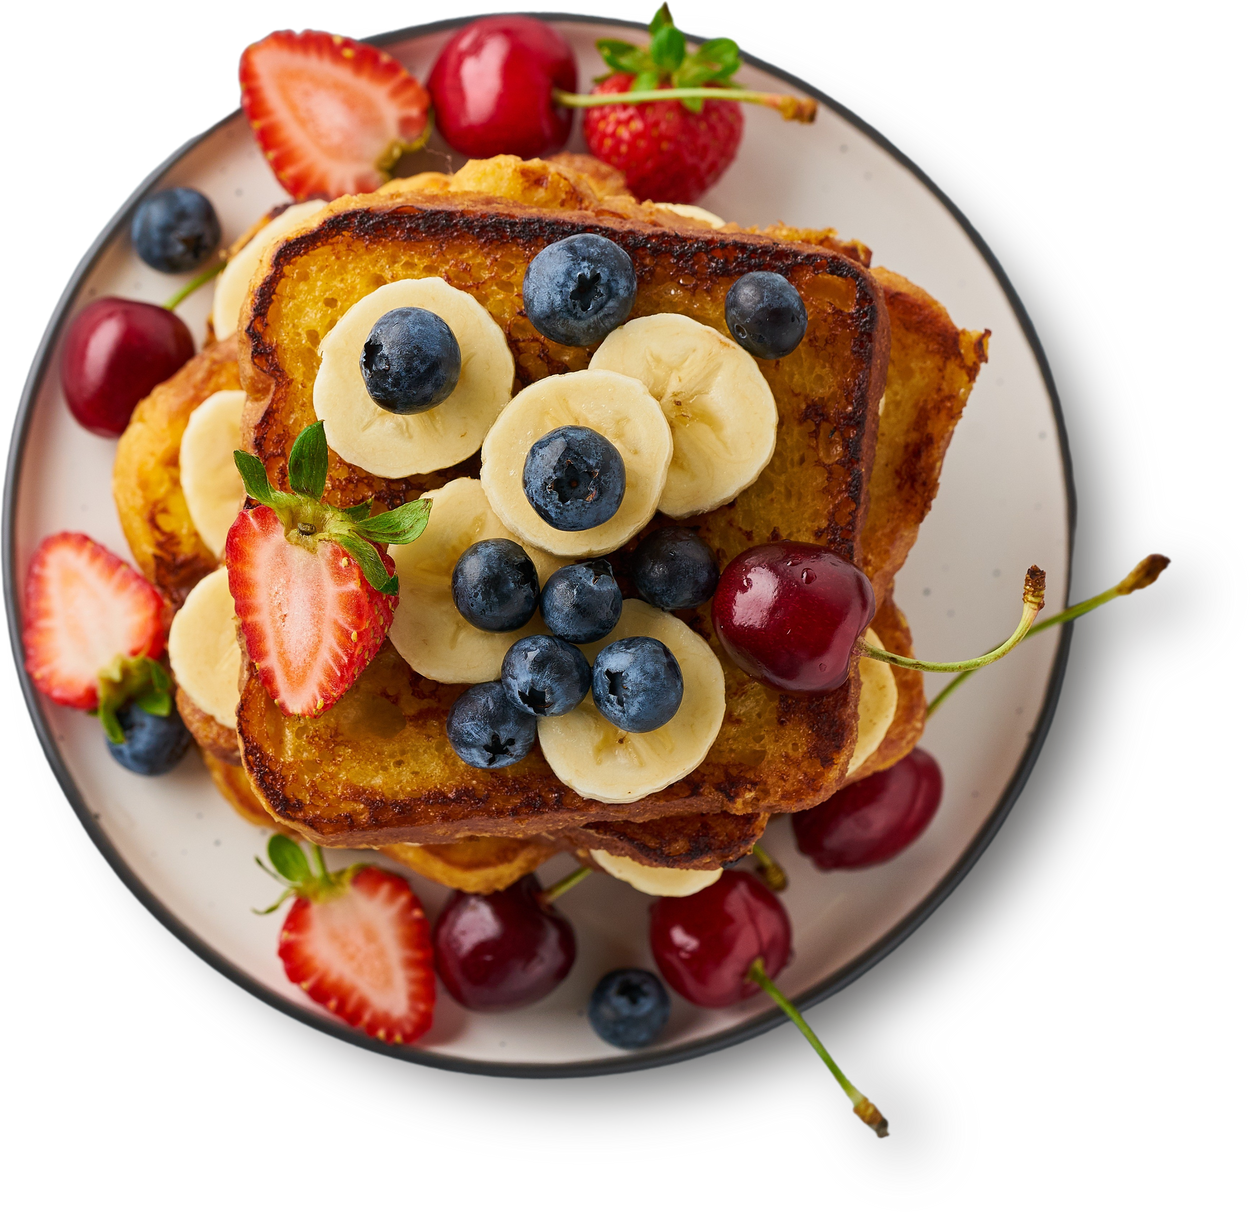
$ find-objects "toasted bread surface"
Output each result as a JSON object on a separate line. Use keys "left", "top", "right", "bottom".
{"left": 112, "top": 338, "right": 238, "bottom": 605}
{"left": 236, "top": 183, "right": 889, "bottom": 846}
{"left": 380, "top": 838, "right": 558, "bottom": 894}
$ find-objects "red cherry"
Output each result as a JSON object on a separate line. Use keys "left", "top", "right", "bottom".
{"left": 60, "top": 297, "right": 194, "bottom": 437}
{"left": 433, "top": 874, "right": 575, "bottom": 1011}
{"left": 711, "top": 542, "right": 876, "bottom": 694}
{"left": 649, "top": 871, "right": 791, "bottom": 1008}
{"left": 793, "top": 747, "right": 944, "bottom": 869}
{"left": 427, "top": 16, "right": 576, "bottom": 159}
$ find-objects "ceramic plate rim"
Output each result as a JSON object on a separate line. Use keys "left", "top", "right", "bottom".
{"left": 1, "top": 13, "right": 1076, "bottom": 1078}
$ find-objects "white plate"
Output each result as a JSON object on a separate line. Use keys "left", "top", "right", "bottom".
{"left": 1, "top": 16, "right": 1072, "bottom": 1075}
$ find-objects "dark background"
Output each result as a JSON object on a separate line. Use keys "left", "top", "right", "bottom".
{"left": 0, "top": 14, "right": 1210, "bottom": 1175}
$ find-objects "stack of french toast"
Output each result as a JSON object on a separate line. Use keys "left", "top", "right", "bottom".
{"left": 113, "top": 152, "right": 987, "bottom": 896}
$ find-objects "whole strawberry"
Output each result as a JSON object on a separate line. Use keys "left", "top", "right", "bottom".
{"left": 584, "top": 72, "right": 743, "bottom": 204}
{"left": 227, "top": 421, "right": 431, "bottom": 717}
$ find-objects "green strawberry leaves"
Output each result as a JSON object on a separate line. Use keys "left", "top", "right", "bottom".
{"left": 94, "top": 655, "right": 173, "bottom": 745}
{"left": 234, "top": 421, "right": 430, "bottom": 596}
{"left": 254, "top": 834, "right": 362, "bottom": 913}
{"left": 596, "top": 5, "right": 742, "bottom": 113}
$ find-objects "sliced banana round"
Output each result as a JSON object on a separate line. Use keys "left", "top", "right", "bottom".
{"left": 388, "top": 478, "right": 564, "bottom": 685}
{"left": 480, "top": 369, "right": 672, "bottom": 558}
{"left": 313, "top": 278, "right": 514, "bottom": 479}
{"left": 211, "top": 199, "right": 327, "bottom": 340}
{"left": 179, "top": 389, "right": 245, "bottom": 558}
{"left": 846, "top": 627, "right": 899, "bottom": 776}
{"left": 590, "top": 850, "right": 722, "bottom": 896}
{"left": 651, "top": 202, "right": 727, "bottom": 228}
{"left": 168, "top": 567, "right": 242, "bottom": 729}
{"left": 589, "top": 314, "right": 777, "bottom": 519}
{"left": 537, "top": 600, "right": 724, "bottom": 804}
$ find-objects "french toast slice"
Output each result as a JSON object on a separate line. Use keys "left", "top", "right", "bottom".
{"left": 235, "top": 182, "right": 890, "bottom": 847}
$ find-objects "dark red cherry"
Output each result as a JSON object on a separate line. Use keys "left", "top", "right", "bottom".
{"left": 428, "top": 17, "right": 576, "bottom": 159}
{"left": 60, "top": 297, "right": 194, "bottom": 437}
{"left": 649, "top": 871, "right": 791, "bottom": 1008}
{"left": 433, "top": 873, "right": 575, "bottom": 1011}
{"left": 793, "top": 747, "right": 944, "bottom": 869}
{"left": 711, "top": 541, "right": 876, "bottom": 694}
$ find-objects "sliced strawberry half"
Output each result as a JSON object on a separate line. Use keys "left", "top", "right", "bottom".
{"left": 226, "top": 504, "right": 395, "bottom": 716}
{"left": 261, "top": 837, "right": 435, "bottom": 1044}
{"left": 240, "top": 29, "right": 432, "bottom": 201}
{"left": 23, "top": 533, "right": 165, "bottom": 711}
{"left": 226, "top": 420, "right": 430, "bottom": 716}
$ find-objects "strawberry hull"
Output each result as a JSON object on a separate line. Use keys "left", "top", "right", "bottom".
{"left": 225, "top": 505, "right": 396, "bottom": 717}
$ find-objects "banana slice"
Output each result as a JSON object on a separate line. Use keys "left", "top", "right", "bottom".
{"left": 590, "top": 850, "right": 722, "bottom": 897}
{"left": 537, "top": 600, "right": 724, "bottom": 804}
{"left": 388, "top": 478, "right": 564, "bottom": 685}
{"left": 313, "top": 278, "right": 514, "bottom": 479}
{"left": 179, "top": 389, "right": 246, "bottom": 558}
{"left": 846, "top": 627, "right": 899, "bottom": 776}
{"left": 651, "top": 202, "right": 727, "bottom": 228}
{"left": 589, "top": 314, "right": 777, "bottom": 519}
{"left": 168, "top": 567, "right": 242, "bottom": 729}
{"left": 480, "top": 370, "right": 672, "bottom": 558}
{"left": 211, "top": 199, "right": 327, "bottom": 339}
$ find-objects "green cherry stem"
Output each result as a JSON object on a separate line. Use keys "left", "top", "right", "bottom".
{"left": 858, "top": 566, "right": 1046, "bottom": 675}
{"left": 925, "top": 554, "right": 1170, "bottom": 717}
{"left": 541, "top": 865, "right": 592, "bottom": 905}
{"left": 552, "top": 87, "right": 817, "bottom": 123}
{"left": 751, "top": 843, "right": 788, "bottom": 893}
{"left": 747, "top": 958, "right": 888, "bottom": 1137}
{"left": 162, "top": 256, "right": 227, "bottom": 311}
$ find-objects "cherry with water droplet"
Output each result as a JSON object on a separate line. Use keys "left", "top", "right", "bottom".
{"left": 712, "top": 542, "right": 875, "bottom": 693}
{"left": 60, "top": 297, "right": 195, "bottom": 436}
{"left": 793, "top": 747, "right": 943, "bottom": 869}
{"left": 433, "top": 869, "right": 586, "bottom": 1011}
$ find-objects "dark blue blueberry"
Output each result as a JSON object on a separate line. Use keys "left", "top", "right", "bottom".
{"left": 539, "top": 560, "right": 622, "bottom": 643}
{"left": 130, "top": 188, "right": 222, "bottom": 273}
{"left": 632, "top": 528, "right": 720, "bottom": 611}
{"left": 106, "top": 703, "right": 193, "bottom": 775}
{"left": 446, "top": 681, "right": 537, "bottom": 769}
{"left": 523, "top": 426, "right": 626, "bottom": 532}
{"left": 591, "top": 636, "right": 683, "bottom": 732}
{"left": 501, "top": 635, "right": 591, "bottom": 717}
{"left": 724, "top": 271, "right": 808, "bottom": 359}
{"left": 522, "top": 233, "right": 637, "bottom": 346}
{"left": 588, "top": 968, "right": 670, "bottom": 1049}
{"left": 360, "top": 307, "right": 461, "bottom": 414}
{"left": 451, "top": 539, "right": 539, "bottom": 632}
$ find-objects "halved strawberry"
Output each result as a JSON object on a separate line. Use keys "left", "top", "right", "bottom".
{"left": 240, "top": 29, "right": 432, "bottom": 201}
{"left": 261, "top": 837, "right": 435, "bottom": 1044}
{"left": 226, "top": 421, "right": 430, "bottom": 716}
{"left": 23, "top": 533, "right": 165, "bottom": 711}
{"left": 226, "top": 504, "right": 395, "bottom": 716}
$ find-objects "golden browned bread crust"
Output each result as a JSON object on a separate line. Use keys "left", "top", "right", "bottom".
{"left": 112, "top": 338, "right": 238, "bottom": 605}
{"left": 176, "top": 686, "right": 239, "bottom": 765}
{"left": 380, "top": 838, "right": 558, "bottom": 894}
{"left": 558, "top": 811, "right": 767, "bottom": 871}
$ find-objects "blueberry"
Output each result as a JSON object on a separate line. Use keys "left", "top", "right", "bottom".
{"left": 360, "top": 307, "right": 461, "bottom": 414}
{"left": 540, "top": 560, "right": 623, "bottom": 643}
{"left": 451, "top": 539, "right": 539, "bottom": 632}
{"left": 446, "top": 682, "right": 537, "bottom": 769}
{"left": 522, "top": 233, "right": 637, "bottom": 346}
{"left": 588, "top": 968, "right": 670, "bottom": 1049}
{"left": 591, "top": 637, "right": 683, "bottom": 732}
{"left": 501, "top": 635, "right": 591, "bottom": 717}
{"left": 130, "top": 188, "right": 222, "bottom": 273}
{"left": 632, "top": 528, "right": 720, "bottom": 612}
{"left": 523, "top": 426, "right": 626, "bottom": 532}
{"left": 724, "top": 271, "right": 808, "bottom": 359}
{"left": 106, "top": 703, "right": 193, "bottom": 775}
